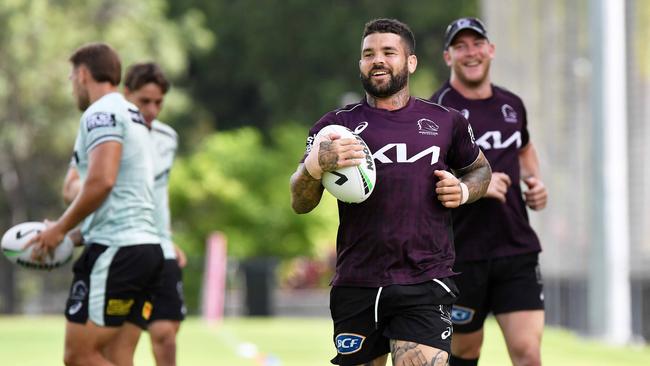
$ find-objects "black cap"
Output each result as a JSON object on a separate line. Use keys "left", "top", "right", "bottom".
{"left": 443, "top": 17, "right": 488, "bottom": 50}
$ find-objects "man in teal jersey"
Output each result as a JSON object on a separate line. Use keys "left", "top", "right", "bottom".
{"left": 63, "top": 63, "right": 186, "bottom": 366}
{"left": 28, "top": 43, "right": 163, "bottom": 366}
{"left": 123, "top": 62, "right": 185, "bottom": 366}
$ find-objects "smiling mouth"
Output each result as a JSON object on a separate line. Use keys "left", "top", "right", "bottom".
{"left": 370, "top": 70, "right": 390, "bottom": 78}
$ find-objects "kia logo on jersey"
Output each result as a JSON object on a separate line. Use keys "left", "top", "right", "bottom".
{"left": 475, "top": 131, "right": 521, "bottom": 150}
{"left": 373, "top": 144, "right": 441, "bottom": 165}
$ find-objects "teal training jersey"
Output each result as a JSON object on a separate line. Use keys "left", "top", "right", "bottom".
{"left": 72, "top": 92, "right": 160, "bottom": 247}
{"left": 152, "top": 120, "right": 178, "bottom": 259}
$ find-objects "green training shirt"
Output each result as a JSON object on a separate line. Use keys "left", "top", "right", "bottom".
{"left": 72, "top": 92, "right": 160, "bottom": 247}
{"left": 152, "top": 120, "right": 178, "bottom": 259}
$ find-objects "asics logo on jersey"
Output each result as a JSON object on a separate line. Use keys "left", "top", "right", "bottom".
{"left": 68, "top": 301, "right": 83, "bottom": 315}
{"left": 374, "top": 144, "right": 440, "bottom": 165}
{"left": 475, "top": 131, "right": 521, "bottom": 150}
{"left": 354, "top": 122, "right": 369, "bottom": 134}
{"left": 441, "top": 327, "right": 452, "bottom": 340}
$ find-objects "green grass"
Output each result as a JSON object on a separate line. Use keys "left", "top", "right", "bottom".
{"left": 0, "top": 316, "right": 648, "bottom": 365}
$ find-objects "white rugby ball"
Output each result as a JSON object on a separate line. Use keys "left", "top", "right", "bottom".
{"left": 317, "top": 125, "right": 376, "bottom": 203}
{"left": 1, "top": 221, "right": 74, "bottom": 270}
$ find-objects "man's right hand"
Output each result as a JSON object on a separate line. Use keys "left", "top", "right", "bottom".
{"left": 304, "top": 133, "right": 365, "bottom": 179}
{"left": 484, "top": 172, "right": 512, "bottom": 203}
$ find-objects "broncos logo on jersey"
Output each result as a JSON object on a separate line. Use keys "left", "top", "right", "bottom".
{"left": 417, "top": 118, "right": 439, "bottom": 136}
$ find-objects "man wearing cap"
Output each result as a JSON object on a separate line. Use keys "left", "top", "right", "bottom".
{"left": 431, "top": 17, "right": 548, "bottom": 366}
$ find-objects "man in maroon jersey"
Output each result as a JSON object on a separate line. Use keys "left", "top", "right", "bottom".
{"left": 290, "top": 18, "right": 492, "bottom": 366}
{"left": 431, "top": 17, "right": 548, "bottom": 366}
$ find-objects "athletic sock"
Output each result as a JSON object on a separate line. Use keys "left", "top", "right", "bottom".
{"left": 449, "top": 354, "right": 479, "bottom": 366}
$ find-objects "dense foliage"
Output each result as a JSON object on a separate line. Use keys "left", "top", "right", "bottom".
{"left": 0, "top": 0, "right": 478, "bottom": 313}
{"left": 167, "top": 0, "right": 478, "bottom": 132}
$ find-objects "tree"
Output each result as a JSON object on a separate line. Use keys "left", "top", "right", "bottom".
{"left": 168, "top": 123, "right": 340, "bottom": 312}
{"left": 167, "top": 0, "right": 478, "bottom": 131}
{"left": 169, "top": 123, "right": 338, "bottom": 259}
{"left": 0, "top": 0, "right": 211, "bottom": 314}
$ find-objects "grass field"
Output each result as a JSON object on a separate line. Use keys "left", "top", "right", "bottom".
{"left": 1, "top": 316, "right": 649, "bottom": 365}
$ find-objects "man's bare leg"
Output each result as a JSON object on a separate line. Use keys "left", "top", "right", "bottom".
{"left": 64, "top": 321, "right": 121, "bottom": 366}
{"left": 391, "top": 340, "right": 448, "bottom": 366}
{"left": 103, "top": 322, "right": 142, "bottom": 366}
{"left": 149, "top": 320, "right": 181, "bottom": 366}
{"left": 496, "top": 310, "right": 544, "bottom": 366}
{"left": 451, "top": 328, "right": 483, "bottom": 360}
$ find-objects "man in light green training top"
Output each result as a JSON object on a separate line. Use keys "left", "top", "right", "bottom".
{"left": 63, "top": 62, "right": 186, "bottom": 366}
{"left": 122, "top": 62, "right": 185, "bottom": 366}
{"left": 28, "top": 43, "right": 163, "bottom": 366}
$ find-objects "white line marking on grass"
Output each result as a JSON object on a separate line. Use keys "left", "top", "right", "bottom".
{"left": 206, "top": 322, "right": 282, "bottom": 366}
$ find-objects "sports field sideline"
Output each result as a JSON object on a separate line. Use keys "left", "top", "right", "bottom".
{"left": 0, "top": 316, "right": 648, "bottom": 365}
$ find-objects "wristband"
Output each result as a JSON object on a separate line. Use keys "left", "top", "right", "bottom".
{"left": 459, "top": 182, "right": 469, "bottom": 205}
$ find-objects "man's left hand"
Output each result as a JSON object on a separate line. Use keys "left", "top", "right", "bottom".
{"left": 434, "top": 170, "right": 462, "bottom": 208}
{"left": 174, "top": 244, "right": 187, "bottom": 268}
{"left": 523, "top": 176, "right": 547, "bottom": 210}
{"left": 24, "top": 220, "right": 66, "bottom": 263}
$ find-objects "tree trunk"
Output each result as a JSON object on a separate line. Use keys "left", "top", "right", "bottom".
{"left": 0, "top": 150, "right": 27, "bottom": 314}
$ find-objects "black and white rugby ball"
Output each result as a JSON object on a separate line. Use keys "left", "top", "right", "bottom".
{"left": 317, "top": 125, "right": 376, "bottom": 203}
{"left": 1, "top": 222, "right": 74, "bottom": 270}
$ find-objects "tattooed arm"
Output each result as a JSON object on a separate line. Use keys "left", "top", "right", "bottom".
{"left": 290, "top": 163, "right": 325, "bottom": 214}
{"left": 435, "top": 150, "right": 492, "bottom": 208}
{"left": 290, "top": 136, "right": 365, "bottom": 214}
{"left": 454, "top": 149, "right": 491, "bottom": 203}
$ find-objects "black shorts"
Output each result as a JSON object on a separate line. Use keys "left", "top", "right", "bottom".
{"left": 451, "top": 252, "right": 544, "bottom": 333}
{"left": 65, "top": 243, "right": 164, "bottom": 328}
{"left": 330, "top": 278, "right": 459, "bottom": 366}
{"left": 149, "top": 259, "right": 186, "bottom": 323}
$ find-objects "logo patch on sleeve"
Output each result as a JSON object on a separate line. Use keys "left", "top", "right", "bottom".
{"left": 451, "top": 305, "right": 475, "bottom": 324}
{"left": 335, "top": 333, "right": 365, "bottom": 355}
{"left": 86, "top": 112, "right": 116, "bottom": 131}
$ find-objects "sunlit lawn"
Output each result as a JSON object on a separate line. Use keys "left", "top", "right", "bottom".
{"left": 0, "top": 316, "right": 648, "bottom": 365}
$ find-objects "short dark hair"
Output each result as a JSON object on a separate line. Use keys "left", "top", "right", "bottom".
{"left": 362, "top": 18, "right": 416, "bottom": 55}
{"left": 124, "top": 62, "right": 170, "bottom": 94}
{"left": 69, "top": 43, "right": 121, "bottom": 86}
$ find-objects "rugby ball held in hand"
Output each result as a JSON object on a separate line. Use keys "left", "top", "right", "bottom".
{"left": 317, "top": 124, "right": 376, "bottom": 203}
{"left": 1, "top": 221, "right": 74, "bottom": 270}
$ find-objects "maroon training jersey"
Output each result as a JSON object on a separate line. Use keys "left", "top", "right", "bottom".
{"left": 301, "top": 97, "right": 480, "bottom": 287}
{"left": 431, "top": 81, "right": 541, "bottom": 262}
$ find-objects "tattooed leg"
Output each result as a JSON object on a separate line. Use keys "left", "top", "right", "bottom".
{"left": 390, "top": 340, "right": 449, "bottom": 366}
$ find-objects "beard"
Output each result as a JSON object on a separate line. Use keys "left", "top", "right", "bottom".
{"left": 75, "top": 89, "right": 90, "bottom": 111}
{"left": 360, "top": 63, "right": 409, "bottom": 98}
